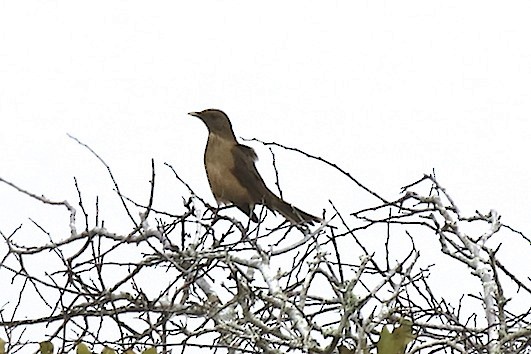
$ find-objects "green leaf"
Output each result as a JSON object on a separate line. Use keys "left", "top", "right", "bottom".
{"left": 39, "top": 341, "right": 54, "bottom": 354}
{"left": 141, "top": 347, "right": 157, "bottom": 354}
{"left": 77, "top": 343, "right": 92, "bottom": 354}
{"left": 0, "top": 338, "right": 6, "bottom": 354}
{"left": 102, "top": 346, "right": 117, "bottom": 354}
{"left": 377, "top": 320, "right": 415, "bottom": 354}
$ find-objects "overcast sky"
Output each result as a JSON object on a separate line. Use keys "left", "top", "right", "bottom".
{"left": 1, "top": 0, "right": 530, "bottom": 333}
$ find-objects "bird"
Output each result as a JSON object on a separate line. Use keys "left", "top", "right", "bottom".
{"left": 189, "top": 109, "right": 319, "bottom": 224}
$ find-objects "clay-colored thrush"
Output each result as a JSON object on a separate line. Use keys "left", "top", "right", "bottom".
{"left": 189, "top": 109, "right": 319, "bottom": 224}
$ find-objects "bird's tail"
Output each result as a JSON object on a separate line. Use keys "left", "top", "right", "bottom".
{"left": 268, "top": 195, "right": 320, "bottom": 225}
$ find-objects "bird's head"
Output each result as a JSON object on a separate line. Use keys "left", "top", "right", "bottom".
{"left": 189, "top": 109, "right": 236, "bottom": 139}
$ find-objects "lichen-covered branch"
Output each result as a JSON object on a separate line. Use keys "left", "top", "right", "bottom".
{"left": 0, "top": 141, "right": 529, "bottom": 354}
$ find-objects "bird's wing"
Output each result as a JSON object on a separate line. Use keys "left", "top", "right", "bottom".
{"left": 236, "top": 144, "right": 258, "bottom": 161}
{"left": 231, "top": 144, "right": 270, "bottom": 201}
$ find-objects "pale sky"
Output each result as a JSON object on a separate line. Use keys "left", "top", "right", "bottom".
{"left": 1, "top": 0, "right": 530, "bottom": 350}
{"left": 2, "top": 2, "right": 530, "bottom": 229}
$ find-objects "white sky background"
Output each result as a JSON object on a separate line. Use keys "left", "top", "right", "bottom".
{"left": 1, "top": 0, "right": 531, "bottom": 349}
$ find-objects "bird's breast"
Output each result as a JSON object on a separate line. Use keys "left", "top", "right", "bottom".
{"left": 204, "top": 134, "right": 252, "bottom": 204}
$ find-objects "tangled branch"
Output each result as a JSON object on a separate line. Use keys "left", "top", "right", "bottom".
{"left": 0, "top": 139, "right": 529, "bottom": 354}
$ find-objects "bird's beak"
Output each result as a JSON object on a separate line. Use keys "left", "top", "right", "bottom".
{"left": 188, "top": 112, "right": 201, "bottom": 118}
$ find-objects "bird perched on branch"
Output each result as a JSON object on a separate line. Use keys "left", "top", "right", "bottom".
{"left": 189, "top": 109, "right": 319, "bottom": 225}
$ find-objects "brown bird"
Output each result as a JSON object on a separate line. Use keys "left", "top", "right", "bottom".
{"left": 189, "top": 109, "right": 319, "bottom": 224}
